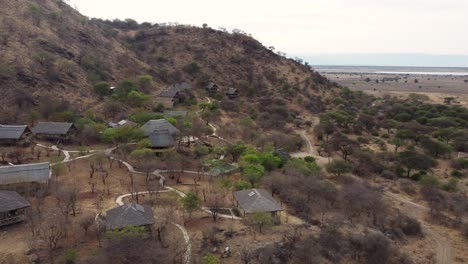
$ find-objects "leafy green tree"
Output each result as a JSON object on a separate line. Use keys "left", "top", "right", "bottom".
{"left": 234, "top": 180, "right": 252, "bottom": 190}
{"left": 242, "top": 163, "right": 265, "bottom": 186}
{"left": 136, "top": 138, "right": 151, "bottom": 149}
{"left": 284, "top": 158, "right": 320, "bottom": 177}
{"left": 380, "top": 119, "right": 398, "bottom": 136}
{"left": 137, "top": 74, "right": 153, "bottom": 91}
{"left": 397, "top": 151, "right": 436, "bottom": 177}
{"left": 432, "top": 128, "right": 458, "bottom": 144}
{"left": 259, "top": 152, "right": 282, "bottom": 171}
{"left": 127, "top": 91, "right": 149, "bottom": 107}
{"left": 93, "top": 82, "right": 112, "bottom": 98}
{"left": 389, "top": 137, "right": 403, "bottom": 153}
{"left": 102, "top": 126, "right": 145, "bottom": 144}
{"left": 129, "top": 112, "right": 164, "bottom": 125}
{"left": 420, "top": 137, "right": 452, "bottom": 158}
{"left": 244, "top": 212, "right": 274, "bottom": 233}
{"left": 28, "top": 111, "right": 41, "bottom": 126}
{"left": 182, "top": 192, "right": 200, "bottom": 218}
{"left": 326, "top": 159, "right": 353, "bottom": 177}
{"left": 114, "top": 79, "right": 138, "bottom": 99}
{"left": 227, "top": 141, "right": 247, "bottom": 162}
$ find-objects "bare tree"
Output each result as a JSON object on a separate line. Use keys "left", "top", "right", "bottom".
{"left": 56, "top": 184, "right": 79, "bottom": 218}
{"left": 79, "top": 214, "right": 95, "bottom": 237}
{"left": 206, "top": 190, "right": 224, "bottom": 222}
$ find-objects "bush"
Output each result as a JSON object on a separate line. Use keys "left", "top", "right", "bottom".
{"left": 202, "top": 253, "right": 219, "bottom": 264}
{"left": 381, "top": 170, "right": 397, "bottom": 180}
{"left": 399, "top": 215, "right": 423, "bottom": 236}
{"left": 195, "top": 145, "right": 210, "bottom": 157}
{"left": 0, "top": 63, "right": 14, "bottom": 80}
{"left": 451, "top": 170, "right": 464, "bottom": 178}
{"left": 93, "top": 82, "right": 112, "bottom": 98}
{"left": 441, "top": 178, "right": 458, "bottom": 192}
{"left": 63, "top": 248, "right": 77, "bottom": 264}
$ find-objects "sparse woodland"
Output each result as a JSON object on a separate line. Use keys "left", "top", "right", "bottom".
{"left": 0, "top": 0, "right": 466, "bottom": 264}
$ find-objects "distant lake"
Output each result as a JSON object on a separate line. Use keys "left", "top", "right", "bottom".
{"left": 376, "top": 71, "right": 468, "bottom": 76}
{"left": 314, "top": 66, "right": 468, "bottom": 76}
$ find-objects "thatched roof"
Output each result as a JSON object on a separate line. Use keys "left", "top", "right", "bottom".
{"left": 32, "top": 122, "right": 74, "bottom": 135}
{"left": 141, "top": 119, "right": 180, "bottom": 136}
{"left": 207, "top": 82, "right": 218, "bottom": 91}
{"left": 0, "top": 190, "right": 30, "bottom": 213}
{"left": 0, "top": 162, "right": 50, "bottom": 185}
{"left": 158, "top": 89, "right": 179, "bottom": 98}
{"left": 226, "top": 88, "right": 239, "bottom": 95}
{"left": 234, "top": 189, "right": 283, "bottom": 213}
{"left": 0, "top": 125, "right": 29, "bottom": 140}
{"left": 149, "top": 129, "right": 176, "bottom": 148}
{"left": 105, "top": 203, "right": 155, "bottom": 229}
{"left": 169, "top": 82, "right": 193, "bottom": 92}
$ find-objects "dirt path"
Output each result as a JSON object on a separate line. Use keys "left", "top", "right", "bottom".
{"left": 384, "top": 191, "right": 454, "bottom": 264}
{"left": 290, "top": 130, "right": 328, "bottom": 165}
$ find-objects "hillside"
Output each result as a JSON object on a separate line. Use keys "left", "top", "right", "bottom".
{"left": 0, "top": 0, "right": 333, "bottom": 122}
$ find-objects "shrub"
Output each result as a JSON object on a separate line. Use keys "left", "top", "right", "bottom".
{"left": 126, "top": 91, "right": 149, "bottom": 107}
{"left": 399, "top": 215, "right": 423, "bottom": 236}
{"left": 93, "top": 82, "right": 112, "bottom": 98}
{"left": 195, "top": 145, "right": 210, "bottom": 157}
{"left": 202, "top": 254, "right": 219, "bottom": 264}
{"left": 0, "top": 63, "right": 14, "bottom": 80}
{"left": 441, "top": 178, "right": 458, "bottom": 192}
{"left": 63, "top": 248, "right": 77, "bottom": 264}
{"left": 451, "top": 170, "right": 464, "bottom": 178}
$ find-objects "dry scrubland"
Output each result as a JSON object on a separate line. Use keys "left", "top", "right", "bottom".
{"left": 324, "top": 73, "right": 468, "bottom": 106}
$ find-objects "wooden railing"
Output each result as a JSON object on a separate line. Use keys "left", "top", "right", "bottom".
{"left": 0, "top": 215, "right": 25, "bottom": 227}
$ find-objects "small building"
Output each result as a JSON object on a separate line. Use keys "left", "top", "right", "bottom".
{"left": 0, "top": 162, "right": 50, "bottom": 186}
{"left": 225, "top": 88, "right": 240, "bottom": 99}
{"left": 206, "top": 82, "right": 219, "bottom": 94}
{"left": 32, "top": 122, "right": 76, "bottom": 143}
{"left": 234, "top": 188, "right": 283, "bottom": 216}
{"left": 108, "top": 120, "right": 138, "bottom": 128}
{"left": 155, "top": 87, "right": 180, "bottom": 109}
{"left": 149, "top": 129, "right": 176, "bottom": 149}
{"left": 141, "top": 119, "right": 180, "bottom": 137}
{"left": 0, "top": 190, "right": 31, "bottom": 227}
{"left": 0, "top": 125, "right": 31, "bottom": 145}
{"left": 458, "top": 152, "right": 468, "bottom": 159}
{"left": 169, "top": 82, "right": 193, "bottom": 93}
{"left": 105, "top": 203, "right": 155, "bottom": 231}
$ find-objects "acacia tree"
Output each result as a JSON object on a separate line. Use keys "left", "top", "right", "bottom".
{"left": 326, "top": 159, "right": 353, "bottom": 177}
{"left": 330, "top": 135, "right": 358, "bottom": 161}
{"left": 182, "top": 192, "right": 200, "bottom": 219}
{"left": 397, "top": 151, "right": 436, "bottom": 177}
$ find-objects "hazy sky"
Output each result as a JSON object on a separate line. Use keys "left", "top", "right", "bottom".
{"left": 68, "top": 0, "right": 468, "bottom": 56}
